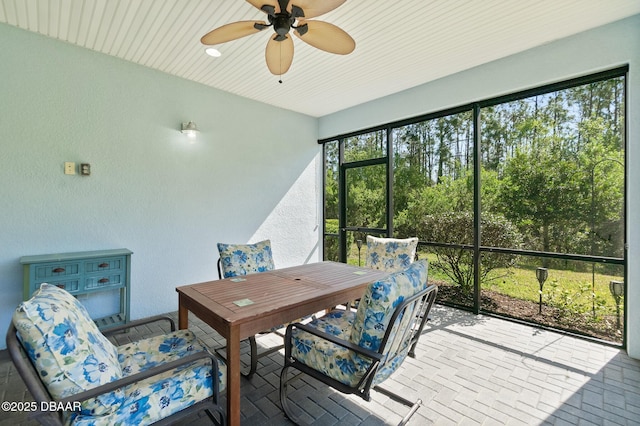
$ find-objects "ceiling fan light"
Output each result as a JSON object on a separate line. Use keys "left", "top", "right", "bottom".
{"left": 205, "top": 47, "right": 221, "bottom": 57}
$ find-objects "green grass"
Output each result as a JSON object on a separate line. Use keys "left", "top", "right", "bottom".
{"left": 344, "top": 246, "right": 624, "bottom": 317}
{"left": 484, "top": 264, "right": 623, "bottom": 316}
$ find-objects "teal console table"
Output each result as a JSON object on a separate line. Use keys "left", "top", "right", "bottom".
{"left": 21, "top": 248, "right": 132, "bottom": 329}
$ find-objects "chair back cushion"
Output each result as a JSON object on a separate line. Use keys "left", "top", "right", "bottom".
{"left": 217, "top": 239, "right": 275, "bottom": 278}
{"left": 365, "top": 236, "right": 418, "bottom": 272}
{"left": 350, "top": 260, "right": 428, "bottom": 383}
{"left": 12, "top": 283, "right": 123, "bottom": 415}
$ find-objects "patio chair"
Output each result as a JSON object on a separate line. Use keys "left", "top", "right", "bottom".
{"left": 361, "top": 235, "right": 430, "bottom": 356}
{"left": 344, "top": 236, "right": 419, "bottom": 321}
{"left": 216, "top": 239, "right": 286, "bottom": 377}
{"left": 7, "top": 283, "right": 225, "bottom": 426}
{"left": 280, "top": 260, "right": 437, "bottom": 425}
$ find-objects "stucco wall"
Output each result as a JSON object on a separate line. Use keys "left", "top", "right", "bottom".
{"left": 0, "top": 24, "right": 321, "bottom": 349}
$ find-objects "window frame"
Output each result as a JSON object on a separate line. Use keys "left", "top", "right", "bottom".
{"left": 320, "top": 66, "right": 628, "bottom": 347}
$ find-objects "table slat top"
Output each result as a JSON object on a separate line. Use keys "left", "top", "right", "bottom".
{"left": 176, "top": 261, "right": 387, "bottom": 325}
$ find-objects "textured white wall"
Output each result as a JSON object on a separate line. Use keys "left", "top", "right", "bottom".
{"left": 319, "top": 15, "right": 640, "bottom": 358}
{"left": 0, "top": 24, "right": 321, "bottom": 349}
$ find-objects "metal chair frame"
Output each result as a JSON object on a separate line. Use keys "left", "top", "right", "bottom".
{"left": 6, "top": 315, "right": 225, "bottom": 426}
{"left": 280, "top": 284, "right": 437, "bottom": 425}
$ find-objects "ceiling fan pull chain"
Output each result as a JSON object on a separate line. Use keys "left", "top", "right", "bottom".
{"left": 279, "top": 40, "right": 283, "bottom": 84}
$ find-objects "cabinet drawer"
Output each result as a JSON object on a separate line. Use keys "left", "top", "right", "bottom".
{"left": 85, "top": 273, "right": 124, "bottom": 290}
{"left": 33, "top": 262, "right": 81, "bottom": 280}
{"left": 34, "top": 280, "right": 81, "bottom": 295}
{"left": 84, "top": 257, "right": 125, "bottom": 273}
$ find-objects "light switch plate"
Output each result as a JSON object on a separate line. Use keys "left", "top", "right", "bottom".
{"left": 80, "top": 163, "right": 91, "bottom": 176}
{"left": 64, "top": 162, "right": 76, "bottom": 175}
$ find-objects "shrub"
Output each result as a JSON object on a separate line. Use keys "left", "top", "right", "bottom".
{"left": 400, "top": 211, "right": 523, "bottom": 293}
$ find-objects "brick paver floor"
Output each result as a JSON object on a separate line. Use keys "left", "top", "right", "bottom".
{"left": 2, "top": 305, "right": 639, "bottom": 425}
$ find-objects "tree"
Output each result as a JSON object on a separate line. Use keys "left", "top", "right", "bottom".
{"left": 324, "top": 141, "right": 339, "bottom": 221}
{"left": 497, "top": 138, "right": 585, "bottom": 253}
{"left": 325, "top": 75, "right": 625, "bottom": 269}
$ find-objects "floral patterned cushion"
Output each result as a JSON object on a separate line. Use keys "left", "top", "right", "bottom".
{"left": 290, "top": 310, "right": 363, "bottom": 387}
{"left": 217, "top": 239, "right": 275, "bottom": 278}
{"left": 289, "top": 260, "right": 429, "bottom": 388}
{"left": 69, "top": 330, "right": 226, "bottom": 426}
{"left": 12, "top": 283, "right": 124, "bottom": 416}
{"left": 351, "top": 259, "right": 428, "bottom": 384}
{"left": 364, "top": 236, "right": 418, "bottom": 272}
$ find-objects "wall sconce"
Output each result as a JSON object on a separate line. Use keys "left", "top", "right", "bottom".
{"left": 181, "top": 121, "right": 199, "bottom": 140}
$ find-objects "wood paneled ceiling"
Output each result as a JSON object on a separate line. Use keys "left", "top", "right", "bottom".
{"left": 1, "top": 0, "right": 638, "bottom": 117}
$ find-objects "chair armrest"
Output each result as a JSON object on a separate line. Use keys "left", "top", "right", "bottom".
{"left": 58, "top": 351, "right": 220, "bottom": 405}
{"left": 100, "top": 315, "right": 176, "bottom": 336}
{"left": 6, "top": 324, "right": 55, "bottom": 408}
{"left": 286, "top": 322, "right": 383, "bottom": 362}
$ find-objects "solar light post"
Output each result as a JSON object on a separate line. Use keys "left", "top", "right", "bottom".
{"left": 536, "top": 267, "right": 549, "bottom": 314}
{"left": 609, "top": 280, "right": 624, "bottom": 329}
{"left": 356, "top": 239, "right": 363, "bottom": 266}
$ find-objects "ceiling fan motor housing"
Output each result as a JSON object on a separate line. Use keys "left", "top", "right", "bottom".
{"left": 269, "top": 13, "right": 296, "bottom": 40}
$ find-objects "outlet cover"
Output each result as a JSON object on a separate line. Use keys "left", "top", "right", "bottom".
{"left": 64, "top": 162, "right": 76, "bottom": 175}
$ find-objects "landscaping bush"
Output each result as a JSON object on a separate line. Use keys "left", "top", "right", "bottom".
{"left": 399, "top": 211, "right": 523, "bottom": 293}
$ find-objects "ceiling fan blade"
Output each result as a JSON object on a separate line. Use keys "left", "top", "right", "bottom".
{"left": 201, "top": 21, "right": 267, "bottom": 45}
{"left": 246, "top": 0, "right": 280, "bottom": 13}
{"left": 265, "top": 35, "right": 294, "bottom": 75}
{"left": 294, "top": 20, "right": 355, "bottom": 54}
{"left": 291, "top": 0, "right": 345, "bottom": 18}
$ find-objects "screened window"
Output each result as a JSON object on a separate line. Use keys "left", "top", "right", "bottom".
{"left": 321, "top": 68, "right": 626, "bottom": 345}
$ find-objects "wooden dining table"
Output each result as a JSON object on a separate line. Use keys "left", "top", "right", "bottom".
{"left": 175, "top": 261, "right": 388, "bottom": 426}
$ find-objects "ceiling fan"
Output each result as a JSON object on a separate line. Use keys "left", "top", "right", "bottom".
{"left": 200, "top": 0, "right": 355, "bottom": 78}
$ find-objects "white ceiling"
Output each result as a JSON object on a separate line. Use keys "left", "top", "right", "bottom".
{"left": 1, "top": 0, "right": 639, "bottom": 117}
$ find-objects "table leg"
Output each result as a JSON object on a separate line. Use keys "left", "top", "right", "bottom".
{"left": 227, "top": 327, "right": 241, "bottom": 426}
{"left": 178, "top": 295, "right": 188, "bottom": 330}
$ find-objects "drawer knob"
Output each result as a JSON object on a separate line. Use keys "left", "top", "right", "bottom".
{"left": 52, "top": 267, "right": 65, "bottom": 273}
{"left": 98, "top": 263, "right": 109, "bottom": 268}
{"left": 98, "top": 278, "right": 109, "bottom": 283}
